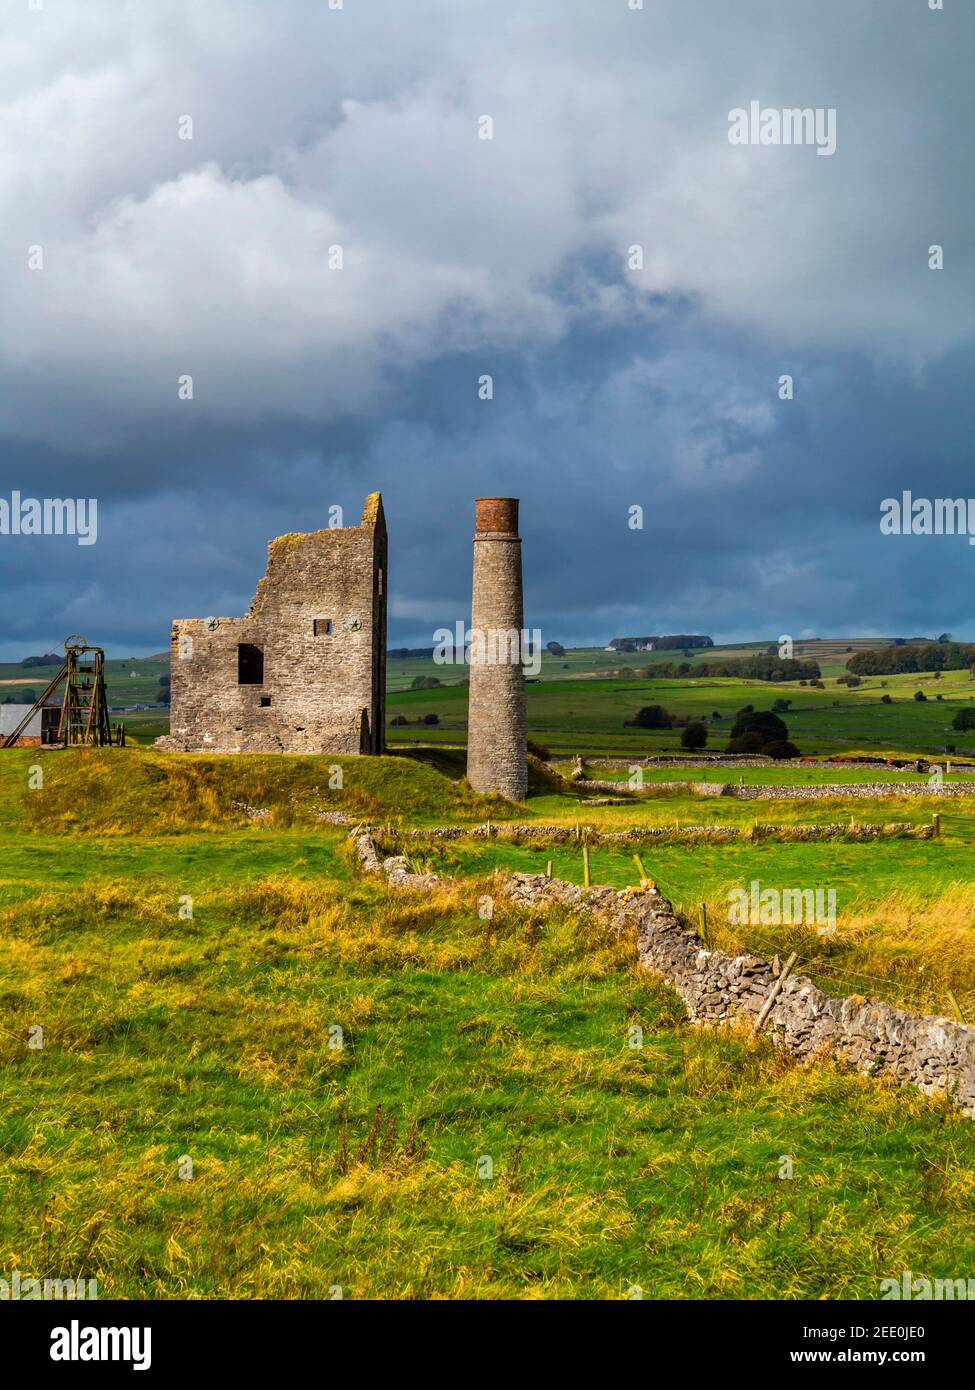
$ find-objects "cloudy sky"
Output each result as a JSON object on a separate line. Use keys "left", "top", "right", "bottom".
{"left": 1, "top": 0, "right": 972, "bottom": 659}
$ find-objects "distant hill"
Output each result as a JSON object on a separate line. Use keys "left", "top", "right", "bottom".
{"left": 21, "top": 653, "right": 61, "bottom": 668}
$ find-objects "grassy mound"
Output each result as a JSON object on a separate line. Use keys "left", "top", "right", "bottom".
{"left": 2, "top": 748, "right": 514, "bottom": 836}
{"left": 398, "top": 745, "right": 571, "bottom": 795}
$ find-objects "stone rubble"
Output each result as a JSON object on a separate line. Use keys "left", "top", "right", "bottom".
{"left": 349, "top": 828, "right": 441, "bottom": 889}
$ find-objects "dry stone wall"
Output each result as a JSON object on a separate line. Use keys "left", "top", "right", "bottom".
{"left": 347, "top": 824, "right": 971, "bottom": 1115}
{"left": 574, "top": 779, "right": 975, "bottom": 800}
{"left": 391, "top": 820, "right": 931, "bottom": 844}
{"left": 504, "top": 872, "right": 975, "bottom": 1117}
{"left": 350, "top": 827, "right": 442, "bottom": 889}
{"left": 702, "top": 782, "right": 975, "bottom": 800}
{"left": 574, "top": 755, "right": 975, "bottom": 771}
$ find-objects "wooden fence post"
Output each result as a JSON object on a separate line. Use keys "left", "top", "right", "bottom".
{"left": 754, "top": 952, "right": 798, "bottom": 1034}
{"left": 582, "top": 845, "right": 591, "bottom": 887}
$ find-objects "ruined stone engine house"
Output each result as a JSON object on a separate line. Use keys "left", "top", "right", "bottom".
{"left": 158, "top": 493, "right": 387, "bottom": 755}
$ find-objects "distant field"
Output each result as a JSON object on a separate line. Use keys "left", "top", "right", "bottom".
{"left": 388, "top": 641, "right": 858, "bottom": 690}
{"left": 386, "top": 667, "right": 975, "bottom": 758}
{"left": 386, "top": 644, "right": 698, "bottom": 692}
{"left": 0, "top": 652, "right": 169, "bottom": 711}
{"left": 9, "top": 643, "right": 974, "bottom": 758}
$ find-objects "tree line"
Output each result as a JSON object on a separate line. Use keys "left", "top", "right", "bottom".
{"left": 631, "top": 655, "right": 820, "bottom": 681}
{"left": 847, "top": 642, "right": 975, "bottom": 674}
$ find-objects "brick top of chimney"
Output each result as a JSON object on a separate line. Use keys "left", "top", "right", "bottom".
{"left": 474, "top": 497, "right": 519, "bottom": 535}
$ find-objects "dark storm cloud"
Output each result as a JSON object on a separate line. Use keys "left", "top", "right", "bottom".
{"left": 1, "top": 0, "right": 973, "bottom": 658}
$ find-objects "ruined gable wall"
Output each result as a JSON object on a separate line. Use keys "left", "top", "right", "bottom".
{"left": 160, "top": 500, "right": 384, "bottom": 754}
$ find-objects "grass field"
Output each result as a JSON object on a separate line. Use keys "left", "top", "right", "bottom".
{"left": 386, "top": 665, "right": 975, "bottom": 757}
{"left": 9, "top": 642, "right": 974, "bottom": 759}
{"left": 2, "top": 748, "right": 975, "bottom": 1298}
{"left": 391, "top": 832, "right": 975, "bottom": 1019}
{"left": 7, "top": 870, "right": 975, "bottom": 1298}
{"left": 0, "top": 652, "right": 169, "bottom": 712}
{"left": 4, "top": 663, "right": 975, "bottom": 1301}
{"left": 388, "top": 639, "right": 905, "bottom": 690}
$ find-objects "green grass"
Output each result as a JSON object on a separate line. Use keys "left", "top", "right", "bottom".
{"left": 0, "top": 746, "right": 514, "bottom": 835}
{"left": 3, "top": 744, "right": 975, "bottom": 1299}
{"left": 397, "top": 835, "right": 965, "bottom": 902}
{"left": 0, "top": 653, "right": 169, "bottom": 709}
{"left": 3, "top": 871, "right": 974, "bottom": 1299}
{"left": 386, "top": 668, "right": 975, "bottom": 757}
{"left": 390, "top": 833, "right": 975, "bottom": 1018}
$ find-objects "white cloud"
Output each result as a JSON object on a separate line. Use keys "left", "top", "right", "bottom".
{"left": 0, "top": 0, "right": 971, "bottom": 448}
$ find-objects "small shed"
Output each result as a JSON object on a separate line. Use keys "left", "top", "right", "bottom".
{"left": 0, "top": 701, "right": 61, "bottom": 746}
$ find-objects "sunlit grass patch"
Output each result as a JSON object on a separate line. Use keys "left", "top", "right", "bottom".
{"left": 2, "top": 867, "right": 975, "bottom": 1299}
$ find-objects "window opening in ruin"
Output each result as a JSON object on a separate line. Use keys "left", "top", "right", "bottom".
{"left": 238, "top": 644, "right": 264, "bottom": 685}
{"left": 260, "top": 697, "right": 271, "bottom": 707}
{"left": 314, "top": 619, "right": 333, "bottom": 636}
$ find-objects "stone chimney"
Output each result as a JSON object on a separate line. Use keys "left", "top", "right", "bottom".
{"left": 466, "top": 497, "right": 527, "bottom": 800}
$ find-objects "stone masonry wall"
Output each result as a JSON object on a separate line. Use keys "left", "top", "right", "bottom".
{"left": 158, "top": 493, "right": 387, "bottom": 754}
{"left": 572, "top": 756, "right": 975, "bottom": 770}
{"left": 391, "top": 820, "right": 931, "bottom": 843}
{"left": 575, "top": 779, "right": 975, "bottom": 800}
{"left": 694, "top": 781, "right": 975, "bottom": 800}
